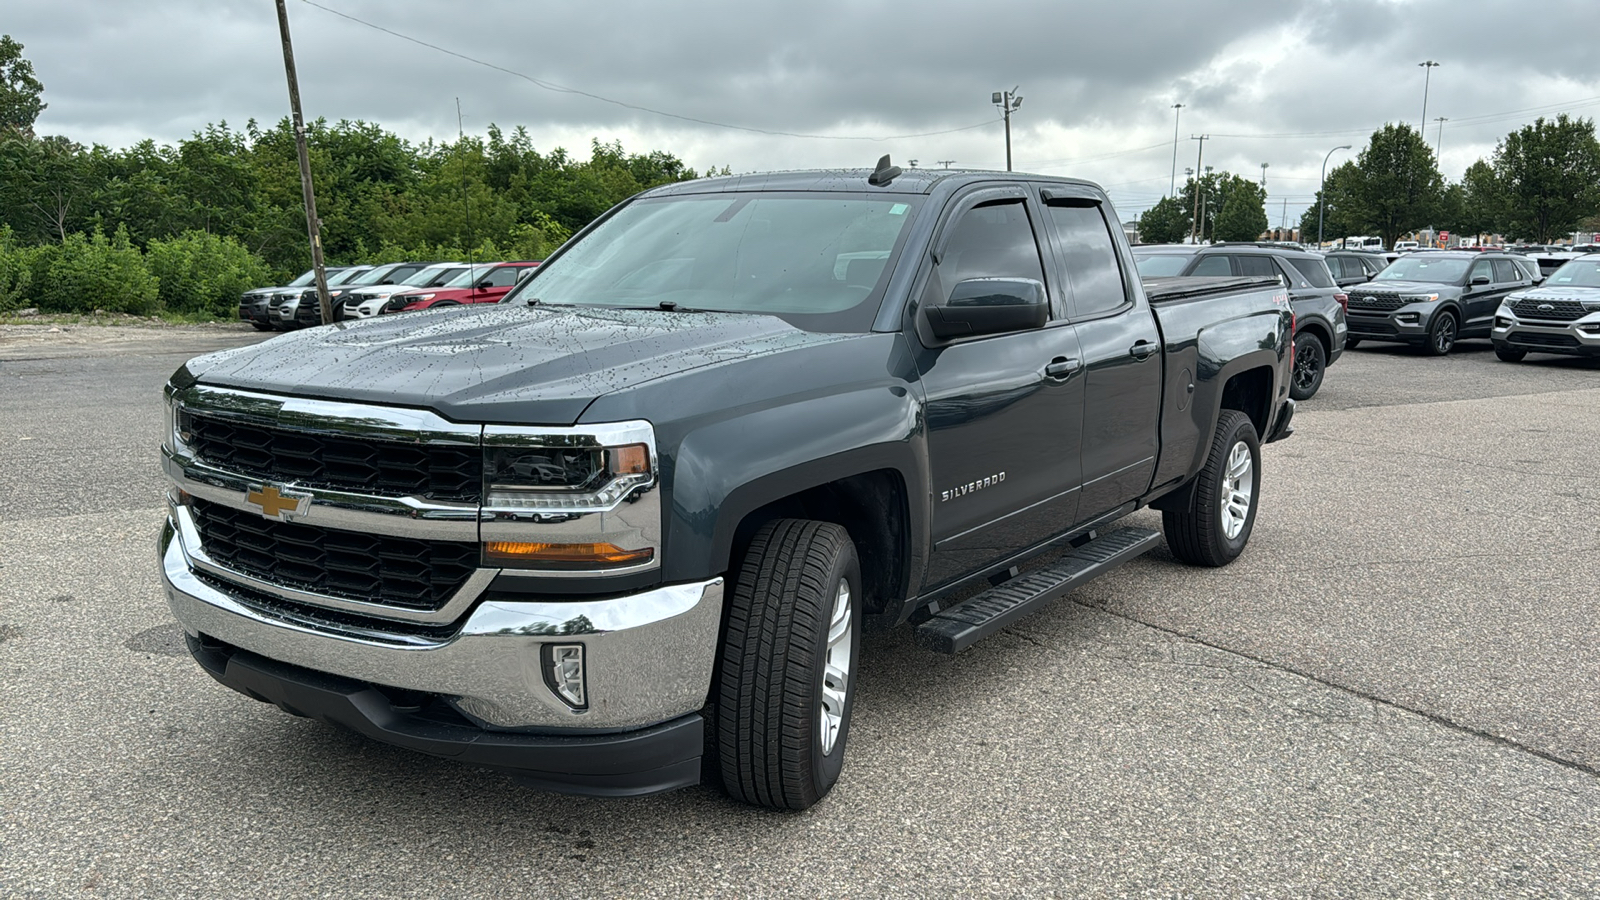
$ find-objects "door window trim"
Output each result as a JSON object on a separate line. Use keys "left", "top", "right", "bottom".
{"left": 1036, "top": 186, "right": 1134, "bottom": 322}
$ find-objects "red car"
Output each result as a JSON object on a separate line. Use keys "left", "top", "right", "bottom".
{"left": 385, "top": 261, "right": 539, "bottom": 313}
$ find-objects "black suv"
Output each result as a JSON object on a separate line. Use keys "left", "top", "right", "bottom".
{"left": 1132, "top": 243, "right": 1348, "bottom": 400}
{"left": 1322, "top": 250, "right": 1390, "bottom": 288}
{"left": 1344, "top": 251, "right": 1539, "bottom": 355}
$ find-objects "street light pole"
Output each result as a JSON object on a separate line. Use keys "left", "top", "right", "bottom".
{"left": 1318, "top": 144, "right": 1352, "bottom": 248}
{"left": 991, "top": 88, "right": 1023, "bottom": 171}
{"left": 1434, "top": 116, "right": 1447, "bottom": 158}
{"left": 1418, "top": 60, "right": 1439, "bottom": 133}
{"left": 1169, "top": 103, "right": 1184, "bottom": 196}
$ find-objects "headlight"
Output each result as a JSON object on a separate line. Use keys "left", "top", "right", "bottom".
{"left": 164, "top": 388, "right": 192, "bottom": 454}
{"left": 412, "top": 294, "right": 435, "bottom": 302}
{"left": 1401, "top": 293, "right": 1440, "bottom": 303}
{"left": 481, "top": 422, "right": 660, "bottom": 573}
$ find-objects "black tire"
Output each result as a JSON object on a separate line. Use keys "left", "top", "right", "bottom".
{"left": 1289, "top": 332, "right": 1327, "bottom": 401}
{"left": 1344, "top": 337, "right": 1361, "bottom": 350}
{"left": 433, "top": 301, "right": 458, "bottom": 307}
{"left": 1495, "top": 345, "right": 1527, "bottom": 363}
{"left": 1424, "top": 310, "right": 1457, "bottom": 356}
{"left": 715, "top": 519, "right": 862, "bottom": 810}
{"left": 1163, "top": 410, "right": 1261, "bottom": 568}
{"left": 251, "top": 321, "right": 275, "bottom": 331}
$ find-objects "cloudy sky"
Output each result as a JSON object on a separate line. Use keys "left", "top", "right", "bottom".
{"left": 9, "top": 0, "right": 1600, "bottom": 225}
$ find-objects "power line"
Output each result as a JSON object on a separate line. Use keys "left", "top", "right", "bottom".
{"left": 298, "top": 0, "right": 997, "bottom": 142}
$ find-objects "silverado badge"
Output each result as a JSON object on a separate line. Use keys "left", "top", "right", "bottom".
{"left": 245, "top": 484, "right": 311, "bottom": 521}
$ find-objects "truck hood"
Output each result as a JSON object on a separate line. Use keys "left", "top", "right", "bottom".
{"left": 1349, "top": 280, "right": 1462, "bottom": 296}
{"left": 183, "top": 303, "right": 857, "bottom": 426}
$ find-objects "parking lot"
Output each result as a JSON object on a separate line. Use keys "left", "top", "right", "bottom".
{"left": 2, "top": 324, "right": 1598, "bottom": 897}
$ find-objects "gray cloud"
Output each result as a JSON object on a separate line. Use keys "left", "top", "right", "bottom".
{"left": 8, "top": 0, "right": 1600, "bottom": 224}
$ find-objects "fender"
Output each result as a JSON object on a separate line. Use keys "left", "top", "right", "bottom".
{"left": 661, "top": 385, "right": 929, "bottom": 590}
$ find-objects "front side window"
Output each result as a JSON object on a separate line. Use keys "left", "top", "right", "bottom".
{"left": 1045, "top": 202, "right": 1127, "bottom": 317}
{"left": 482, "top": 266, "right": 525, "bottom": 288}
{"left": 513, "top": 192, "right": 920, "bottom": 332}
{"left": 938, "top": 199, "right": 1045, "bottom": 290}
{"left": 1469, "top": 260, "right": 1494, "bottom": 284}
{"left": 1133, "top": 253, "right": 1193, "bottom": 277}
{"left": 1189, "top": 255, "right": 1232, "bottom": 277}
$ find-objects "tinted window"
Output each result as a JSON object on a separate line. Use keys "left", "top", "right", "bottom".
{"left": 939, "top": 199, "right": 1045, "bottom": 292}
{"left": 1235, "top": 255, "right": 1278, "bottom": 278}
{"left": 1133, "top": 253, "right": 1193, "bottom": 277}
{"left": 1189, "top": 255, "right": 1232, "bottom": 276}
{"left": 1289, "top": 257, "right": 1336, "bottom": 288}
{"left": 1045, "top": 202, "right": 1127, "bottom": 317}
{"left": 1492, "top": 259, "right": 1521, "bottom": 283}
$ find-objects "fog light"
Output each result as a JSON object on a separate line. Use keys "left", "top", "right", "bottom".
{"left": 543, "top": 644, "right": 587, "bottom": 710}
{"left": 1496, "top": 317, "right": 1513, "bottom": 328}
{"left": 1397, "top": 313, "right": 1420, "bottom": 324}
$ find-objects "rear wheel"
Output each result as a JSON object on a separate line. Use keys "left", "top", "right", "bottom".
{"left": 1424, "top": 311, "right": 1457, "bottom": 356}
{"left": 1289, "top": 332, "right": 1326, "bottom": 401}
{"left": 1163, "top": 410, "right": 1261, "bottom": 568}
{"left": 715, "top": 519, "right": 861, "bottom": 810}
{"left": 1495, "top": 345, "right": 1527, "bottom": 363}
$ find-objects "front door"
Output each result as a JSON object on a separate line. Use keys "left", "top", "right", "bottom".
{"left": 468, "top": 265, "right": 528, "bottom": 304}
{"left": 916, "top": 190, "right": 1086, "bottom": 588}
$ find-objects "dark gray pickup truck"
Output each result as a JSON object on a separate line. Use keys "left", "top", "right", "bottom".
{"left": 160, "top": 163, "right": 1295, "bottom": 810}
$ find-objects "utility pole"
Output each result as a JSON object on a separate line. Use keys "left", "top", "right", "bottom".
{"left": 1434, "top": 116, "right": 1447, "bottom": 158}
{"left": 1188, "top": 135, "right": 1209, "bottom": 243}
{"left": 1169, "top": 103, "right": 1184, "bottom": 197}
{"left": 937, "top": 159, "right": 956, "bottom": 169}
{"left": 274, "top": 0, "right": 333, "bottom": 325}
{"left": 991, "top": 88, "right": 1023, "bottom": 171}
{"left": 1260, "top": 162, "right": 1269, "bottom": 188}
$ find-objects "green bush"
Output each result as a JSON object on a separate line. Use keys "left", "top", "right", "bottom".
{"left": 35, "top": 226, "right": 159, "bottom": 314}
{"left": 146, "top": 230, "right": 272, "bottom": 316}
{"left": 0, "top": 226, "right": 33, "bottom": 311}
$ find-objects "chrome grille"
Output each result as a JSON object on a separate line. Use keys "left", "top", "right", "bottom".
{"left": 191, "top": 498, "right": 478, "bottom": 611}
{"left": 181, "top": 412, "right": 482, "bottom": 502}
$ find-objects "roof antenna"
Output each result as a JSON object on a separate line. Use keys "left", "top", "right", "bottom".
{"left": 867, "top": 154, "right": 902, "bottom": 186}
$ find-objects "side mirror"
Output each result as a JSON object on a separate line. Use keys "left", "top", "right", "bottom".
{"left": 924, "top": 277, "right": 1048, "bottom": 339}
{"left": 1470, "top": 274, "right": 1491, "bottom": 286}
{"left": 517, "top": 268, "right": 537, "bottom": 282}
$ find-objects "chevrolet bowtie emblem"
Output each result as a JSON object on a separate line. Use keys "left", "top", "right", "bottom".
{"left": 245, "top": 485, "right": 311, "bottom": 520}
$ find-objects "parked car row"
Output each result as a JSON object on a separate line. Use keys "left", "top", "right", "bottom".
{"left": 1132, "top": 242, "right": 1348, "bottom": 401}
{"left": 238, "top": 260, "right": 539, "bottom": 331}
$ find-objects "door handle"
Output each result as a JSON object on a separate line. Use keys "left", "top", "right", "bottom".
{"left": 1045, "top": 357, "right": 1081, "bottom": 380}
{"left": 1128, "top": 341, "right": 1157, "bottom": 361}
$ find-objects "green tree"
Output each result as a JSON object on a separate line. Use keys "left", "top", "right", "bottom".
{"left": 146, "top": 230, "right": 272, "bottom": 316}
{"left": 1491, "top": 114, "right": 1600, "bottom": 242}
{"left": 1136, "top": 196, "right": 1187, "bottom": 244}
{"left": 1213, "top": 181, "right": 1268, "bottom": 242}
{"left": 0, "top": 35, "right": 45, "bottom": 137}
{"left": 1345, "top": 124, "right": 1445, "bottom": 249}
{"left": 35, "top": 225, "right": 157, "bottom": 314}
{"left": 1178, "top": 171, "right": 1258, "bottom": 242}
{"left": 1298, "top": 161, "right": 1360, "bottom": 247}
{"left": 1455, "top": 159, "right": 1505, "bottom": 242}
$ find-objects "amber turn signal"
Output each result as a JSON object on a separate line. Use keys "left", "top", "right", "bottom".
{"left": 484, "top": 541, "right": 654, "bottom": 568}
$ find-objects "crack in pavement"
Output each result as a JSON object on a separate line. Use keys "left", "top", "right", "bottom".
{"left": 1075, "top": 597, "right": 1600, "bottom": 782}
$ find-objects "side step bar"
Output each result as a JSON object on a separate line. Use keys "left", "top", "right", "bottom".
{"left": 915, "top": 526, "right": 1162, "bottom": 654}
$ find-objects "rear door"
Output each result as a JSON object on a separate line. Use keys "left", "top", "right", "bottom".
{"left": 916, "top": 188, "right": 1087, "bottom": 587}
{"left": 1461, "top": 258, "right": 1504, "bottom": 331}
{"left": 1039, "top": 188, "right": 1161, "bottom": 523}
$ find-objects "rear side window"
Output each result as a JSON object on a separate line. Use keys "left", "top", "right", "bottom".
{"left": 1044, "top": 202, "right": 1127, "bottom": 317}
{"left": 1492, "top": 259, "right": 1521, "bottom": 283}
{"left": 1235, "top": 255, "right": 1278, "bottom": 278}
{"left": 1189, "top": 255, "right": 1232, "bottom": 276}
{"left": 1289, "top": 257, "right": 1336, "bottom": 288}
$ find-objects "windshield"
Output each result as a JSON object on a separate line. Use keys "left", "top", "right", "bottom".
{"left": 1373, "top": 256, "right": 1470, "bottom": 284}
{"left": 346, "top": 263, "right": 406, "bottom": 286}
{"left": 401, "top": 265, "right": 461, "bottom": 287}
{"left": 326, "top": 267, "right": 369, "bottom": 286}
{"left": 1133, "top": 253, "right": 1194, "bottom": 277}
{"left": 285, "top": 269, "right": 317, "bottom": 287}
{"left": 509, "top": 192, "right": 920, "bottom": 331}
{"left": 1546, "top": 258, "right": 1600, "bottom": 288}
{"left": 443, "top": 265, "right": 498, "bottom": 288}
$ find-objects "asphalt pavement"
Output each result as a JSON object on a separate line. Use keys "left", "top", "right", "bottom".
{"left": 2, "top": 324, "right": 1598, "bottom": 897}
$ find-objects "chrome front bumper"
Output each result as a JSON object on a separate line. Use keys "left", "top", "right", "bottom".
{"left": 161, "top": 515, "right": 724, "bottom": 731}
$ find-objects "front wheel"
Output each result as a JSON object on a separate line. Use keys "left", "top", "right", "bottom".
{"left": 1424, "top": 311, "right": 1457, "bottom": 356}
{"left": 1163, "top": 410, "right": 1261, "bottom": 567}
{"left": 1495, "top": 345, "right": 1527, "bottom": 363}
{"left": 1290, "top": 332, "right": 1327, "bottom": 401}
{"left": 715, "top": 519, "right": 862, "bottom": 810}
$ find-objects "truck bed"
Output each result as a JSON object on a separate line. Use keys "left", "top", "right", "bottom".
{"left": 1142, "top": 275, "right": 1283, "bottom": 304}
